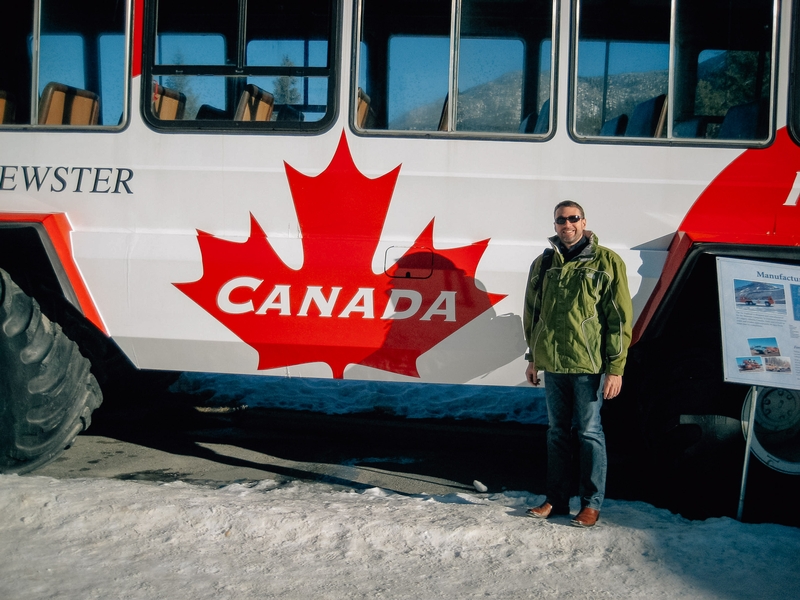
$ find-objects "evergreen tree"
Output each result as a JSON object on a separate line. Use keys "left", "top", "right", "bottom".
{"left": 273, "top": 56, "right": 302, "bottom": 105}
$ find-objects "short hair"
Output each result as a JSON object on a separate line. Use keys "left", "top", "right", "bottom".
{"left": 554, "top": 200, "right": 585, "bottom": 219}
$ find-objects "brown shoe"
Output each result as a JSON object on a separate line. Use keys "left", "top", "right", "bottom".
{"left": 571, "top": 507, "right": 599, "bottom": 528}
{"left": 526, "top": 502, "right": 569, "bottom": 519}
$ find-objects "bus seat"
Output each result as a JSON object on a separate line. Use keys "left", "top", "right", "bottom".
{"left": 519, "top": 99, "right": 550, "bottom": 134}
{"left": 533, "top": 99, "right": 550, "bottom": 134}
{"left": 276, "top": 104, "right": 305, "bottom": 121}
{"left": 196, "top": 104, "right": 229, "bottom": 120}
{"left": 718, "top": 100, "right": 767, "bottom": 140}
{"left": 152, "top": 83, "right": 186, "bottom": 120}
{"left": 357, "top": 88, "right": 371, "bottom": 128}
{"left": 673, "top": 116, "right": 709, "bottom": 138}
{"left": 599, "top": 114, "right": 628, "bottom": 136}
{"left": 234, "top": 84, "right": 274, "bottom": 121}
{"left": 38, "top": 82, "right": 99, "bottom": 125}
{"left": 624, "top": 94, "right": 666, "bottom": 137}
{"left": 0, "top": 91, "right": 15, "bottom": 124}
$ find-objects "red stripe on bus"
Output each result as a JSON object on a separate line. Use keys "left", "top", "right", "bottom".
{"left": 132, "top": 0, "right": 144, "bottom": 78}
{"left": 0, "top": 213, "right": 107, "bottom": 335}
{"left": 680, "top": 128, "right": 800, "bottom": 246}
{"left": 635, "top": 127, "right": 800, "bottom": 344}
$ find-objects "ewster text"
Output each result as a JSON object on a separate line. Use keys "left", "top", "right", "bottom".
{"left": 0, "top": 165, "right": 134, "bottom": 194}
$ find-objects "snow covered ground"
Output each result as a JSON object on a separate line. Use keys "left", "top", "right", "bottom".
{"left": 2, "top": 474, "right": 799, "bottom": 600}
{"left": 3, "top": 373, "right": 798, "bottom": 599}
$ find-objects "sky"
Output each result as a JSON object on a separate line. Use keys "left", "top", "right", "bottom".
{"left": 578, "top": 41, "right": 670, "bottom": 77}
{"left": 384, "top": 36, "right": 525, "bottom": 125}
{"left": 38, "top": 34, "right": 125, "bottom": 126}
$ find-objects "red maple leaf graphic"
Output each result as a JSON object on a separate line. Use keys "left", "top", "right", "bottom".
{"left": 175, "top": 132, "right": 506, "bottom": 378}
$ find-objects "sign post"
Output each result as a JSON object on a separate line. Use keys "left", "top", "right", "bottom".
{"left": 737, "top": 386, "right": 758, "bottom": 521}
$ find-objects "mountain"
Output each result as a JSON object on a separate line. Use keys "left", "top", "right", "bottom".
{"left": 386, "top": 49, "right": 763, "bottom": 136}
{"left": 389, "top": 70, "right": 530, "bottom": 133}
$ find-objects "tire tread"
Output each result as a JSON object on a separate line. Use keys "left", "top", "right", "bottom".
{"left": 0, "top": 268, "right": 103, "bottom": 473}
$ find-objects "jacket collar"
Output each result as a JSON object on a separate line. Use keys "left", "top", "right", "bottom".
{"left": 549, "top": 231, "right": 597, "bottom": 261}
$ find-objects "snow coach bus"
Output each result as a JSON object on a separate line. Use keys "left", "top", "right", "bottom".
{"left": 2, "top": 0, "right": 800, "bottom": 516}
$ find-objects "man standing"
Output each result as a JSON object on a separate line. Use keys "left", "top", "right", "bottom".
{"left": 523, "top": 201, "right": 632, "bottom": 528}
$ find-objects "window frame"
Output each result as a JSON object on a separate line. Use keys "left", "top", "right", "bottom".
{"left": 0, "top": 0, "right": 132, "bottom": 132}
{"left": 141, "top": 0, "right": 342, "bottom": 133}
{"left": 569, "top": 0, "right": 780, "bottom": 147}
{"left": 351, "top": 0, "right": 559, "bottom": 142}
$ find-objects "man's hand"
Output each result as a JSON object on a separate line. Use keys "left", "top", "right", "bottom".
{"left": 603, "top": 374, "right": 622, "bottom": 399}
{"left": 526, "top": 362, "right": 540, "bottom": 386}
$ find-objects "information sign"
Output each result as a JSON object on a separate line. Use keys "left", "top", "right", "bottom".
{"left": 717, "top": 257, "right": 800, "bottom": 391}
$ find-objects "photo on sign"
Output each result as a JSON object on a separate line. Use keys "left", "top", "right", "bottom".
{"left": 733, "top": 279, "right": 786, "bottom": 313}
{"left": 747, "top": 337, "right": 781, "bottom": 356}
{"left": 764, "top": 356, "right": 792, "bottom": 373}
{"left": 791, "top": 284, "right": 800, "bottom": 321}
{"left": 736, "top": 356, "right": 764, "bottom": 372}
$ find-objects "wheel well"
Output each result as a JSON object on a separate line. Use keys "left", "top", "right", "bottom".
{"left": 0, "top": 223, "right": 80, "bottom": 317}
{"left": 626, "top": 244, "right": 800, "bottom": 419}
{"left": 607, "top": 244, "right": 800, "bottom": 522}
{"left": 0, "top": 223, "right": 178, "bottom": 395}
{"left": 606, "top": 244, "right": 800, "bottom": 454}
{"left": 0, "top": 223, "right": 123, "bottom": 386}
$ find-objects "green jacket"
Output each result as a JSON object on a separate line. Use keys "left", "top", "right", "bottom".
{"left": 523, "top": 232, "right": 633, "bottom": 375}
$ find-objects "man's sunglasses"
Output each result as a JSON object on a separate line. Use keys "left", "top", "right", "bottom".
{"left": 554, "top": 215, "right": 583, "bottom": 225}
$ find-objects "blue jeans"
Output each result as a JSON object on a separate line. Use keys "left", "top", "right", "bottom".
{"left": 544, "top": 372, "right": 607, "bottom": 511}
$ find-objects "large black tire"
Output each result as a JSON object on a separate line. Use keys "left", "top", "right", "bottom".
{"left": 0, "top": 268, "right": 102, "bottom": 474}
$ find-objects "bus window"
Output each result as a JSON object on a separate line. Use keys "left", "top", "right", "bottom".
{"left": 39, "top": 36, "right": 87, "bottom": 94}
{"left": 573, "top": 0, "right": 775, "bottom": 144}
{"left": 247, "top": 39, "right": 329, "bottom": 122}
{"left": 686, "top": 49, "right": 771, "bottom": 140}
{"left": 0, "top": 0, "right": 128, "bottom": 128}
{"left": 99, "top": 34, "right": 126, "bottom": 126}
{"left": 155, "top": 34, "right": 227, "bottom": 119}
{"left": 387, "top": 34, "right": 450, "bottom": 131}
{"left": 356, "top": 0, "right": 555, "bottom": 137}
{"left": 457, "top": 3, "right": 528, "bottom": 134}
{"left": 146, "top": 0, "right": 337, "bottom": 130}
{"left": 574, "top": 40, "right": 669, "bottom": 137}
{"left": 0, "top": 1, "right": 33, "bottom": 124}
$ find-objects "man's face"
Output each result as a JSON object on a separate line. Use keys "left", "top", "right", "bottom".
{"left": 554, "top": 206, "right": 586, "bottom": 249}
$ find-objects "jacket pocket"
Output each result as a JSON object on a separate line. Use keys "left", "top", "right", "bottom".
{"left": 580, "top": 316, "right": 602, "bottom": 373}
